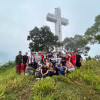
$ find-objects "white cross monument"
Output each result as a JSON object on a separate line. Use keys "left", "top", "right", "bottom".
{"left": 46, "top": 7, "right": 69, "bottom": 42}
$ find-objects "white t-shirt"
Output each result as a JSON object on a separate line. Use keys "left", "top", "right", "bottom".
{"left": 35, "top": 55, "right": 41, "bottom": 64}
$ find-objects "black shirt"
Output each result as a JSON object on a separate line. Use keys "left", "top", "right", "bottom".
{"left": 76, "top": 55, "right": 81, "bottom": 62}
{"left": 23, "top": 55, "right": 28, "bottom": 64}
{"left": 48, "top": 54, "right": 52, "bottom": 58}
{"left": 42, "top": 67, "right": 48, "bottom": 74}
{"left": 61, "top": 57, "right": 66, "bottom": 66}
{"left": 15, "top": 55, "right": 23, "bottom": 65}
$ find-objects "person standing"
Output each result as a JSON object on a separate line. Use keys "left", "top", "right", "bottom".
{"left": 51, "top": 51, "right": 57, "bottom": 67}
{"left": 23, "top": 52, "right": 28, "bottom": 72}
{"left": 35, "top": 51, "right": 42, "bottom": 66}
{"left": 48, "top": 52, "right": 52, "bottom": 62}
{"left": 61, "top": 53, "right": 66, "bottom": 67}
{"left": 26, "top": 53, "right": 34, "bottom": 74}
{"left": 70, "top": 51, "right": 76, "bottom": 66}
{"left": 44, "top": 52, "right": 48, "bottom": 61}
{"left": 40, "top": 51, "right": 44, "bottom": 64}
{"left": 65, "top": 52, "right": 70, "bottom": 62}
{"left": 33, "top": 52, "right": 38, "bottom": 69}
{"left": 15, "top": 51, "right": 23, "bottom": 74}
{"left": 76, "top": 51, "right": 82, "bottom": 68}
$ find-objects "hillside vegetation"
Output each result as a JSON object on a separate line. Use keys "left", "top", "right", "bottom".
{"left": 0, "top": 61, "right": 100, "bottom": 100}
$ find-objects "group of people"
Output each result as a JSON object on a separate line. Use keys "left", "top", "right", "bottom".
{"left": 15, "top": 51, "right": 82, "bottom": 78}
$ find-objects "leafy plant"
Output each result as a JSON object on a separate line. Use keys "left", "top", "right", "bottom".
{"left": 31, "top": 77, "right": 57, "bottom": 99}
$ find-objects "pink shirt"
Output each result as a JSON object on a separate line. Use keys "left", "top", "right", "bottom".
{"left": 66, "top": 61, "right": 74, "bottom": 69}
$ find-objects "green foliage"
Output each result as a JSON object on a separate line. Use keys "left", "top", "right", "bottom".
{"left": 0, "top": 62, "right": 34, "bottom": 100}
{"left": 86, "top": 55, "right": 100, "bottom": 61}
{"left": 94, "top": 55, "right": 100, "bottom": 61}
{"left": 0, "top": 61, "right": 100, "bottom": 100}
{"left": 63, "top": 34, "right": 90, "bottom": 55}
{"left": 85, "top": 14, "right": 100, "bottom": 44}
{"left": 52, "top": 75, "right": 72, "bottom": 84}
{"left": 0, "top": 61, "right": 15, "bottom": 73}
{"left": 27, "top": 26, "right": 60, "bottom": 52}
{"left": 68, "top": 61, "right": 100, "bottom": 86}
{"left": 0, "top": 84, "right": 5, "bottom": 99}
{"left": 30, "top": 61, "right": 100, "bottom": 100}
{"left": 31, "top": 77, "right": 57, "bottom": 99}
{"left": 3, "top": 92, "right": 17, "bottom": 100}
{"left": 86, "top": 56, "right": 92, "bottom": 61}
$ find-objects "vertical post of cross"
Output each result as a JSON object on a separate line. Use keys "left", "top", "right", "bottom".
{"left": 46, "top": 7, "right": 69, "bottom": 51}
{"left": 55, "top": 8, "right": 62, "bottom": 42}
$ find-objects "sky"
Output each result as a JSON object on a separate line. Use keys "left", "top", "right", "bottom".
{"left": 0, "top": 0, "right": 100, "bottom": 63}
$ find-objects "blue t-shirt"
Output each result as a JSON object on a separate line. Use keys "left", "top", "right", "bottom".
{"left": 58, "top": 65, "right": 60, "bottom": 68}
{"left": 61, "top": 66, "right": 65, "bottom": 72}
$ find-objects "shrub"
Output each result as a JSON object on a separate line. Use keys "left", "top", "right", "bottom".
{"left": 31, "top": 77, "right": 57, "bottom": 99}
{"left": 0, "top": 84, "right": 5, "bottom": 99}
{"left": 52, "top": 75, "right": 72, "bottom": 84}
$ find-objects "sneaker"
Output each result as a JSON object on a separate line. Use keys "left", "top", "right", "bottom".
{"left": 36, "top": 78, "right": 40, "bottom": 81}
{"left": 25, "top": 73, "right": 28, "bottom": 76}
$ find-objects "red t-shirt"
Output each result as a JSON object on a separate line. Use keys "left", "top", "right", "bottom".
{"left": 65, "top": 55, "right": 70, "bottom": 61}
{"left": 71, "top": 54, "right": 76, "bottom": 61}
{"left": 40, "top": 54, "right": 44, "bottom": 61}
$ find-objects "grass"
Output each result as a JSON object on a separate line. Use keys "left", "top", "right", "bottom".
{"left": 0, "top": 60, "right": 100, "bottom": 100}
{"left": 30, "top": 60, "right": 100, "bottom": 100}
{"left": 0, "top": 61, "right": 34, "bottom": 100}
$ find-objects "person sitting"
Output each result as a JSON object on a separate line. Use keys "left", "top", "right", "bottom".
{"left": 41, "top": 63, "right": 49, "bottom": 78}
{"left": 59, "top": 63, "right": 66, "bottom": 75}
{"left": 65, "top": 60, "right": 75, "bottom": 74}
{"left": 35, "top": 64, "right": 42, "bottom": 78}
{"left": 55, "top": 62, "right": 61, "bottom": 75}
{"left": 48, "top": 63, "right": 56, "bottom": 77}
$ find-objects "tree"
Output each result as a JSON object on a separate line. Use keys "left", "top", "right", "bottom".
{"left": 63, "top": 35, "right": 90, "bottom": 55}
{"left": 86, "top": 56, "right": 92, "bottom": 61}
{"left": 85, "top": 14, "right": 100, "bottom": 44}
{"left": 94, "top": 55, "right": 100, "bottom": 61}
{"left": 27, "top": 26, "right": 59, "bottom": 52}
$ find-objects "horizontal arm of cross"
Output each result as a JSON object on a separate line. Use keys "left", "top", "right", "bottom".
{"left": 46, "top": 13, "right": 56, "bottom": 23}
{"left": 61, "top": 17, "right": 69, "bottom": 26}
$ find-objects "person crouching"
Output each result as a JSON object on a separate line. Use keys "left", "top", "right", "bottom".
{"left": 35, "top": 64, "right": 42, "bottom": 78}
{"left": 41, "top": 63, "right": 48, "bottom": 78}
{"left": 65, "top": 60, "right": 75, "bottom": 76}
